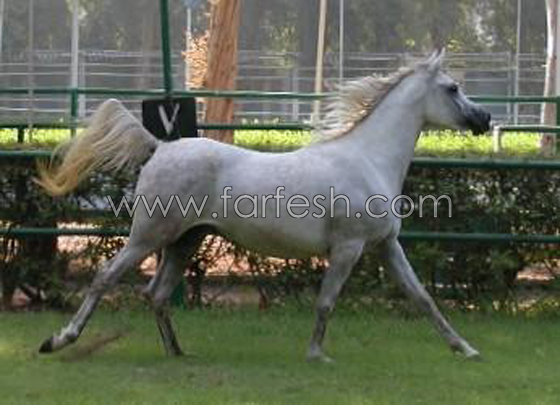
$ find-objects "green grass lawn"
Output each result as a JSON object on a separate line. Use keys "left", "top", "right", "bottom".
{"left": 1, "top": 308, "right": 560, "bottom": 404}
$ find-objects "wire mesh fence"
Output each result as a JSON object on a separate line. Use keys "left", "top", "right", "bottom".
{"left": 0, "top": 0, "right": 550, "bottom": 125}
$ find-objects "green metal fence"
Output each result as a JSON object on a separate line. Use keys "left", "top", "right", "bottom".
{"left": 0, "top": 0, "right": 558, "bottom": 245}
{"left": 1, "top": 89, "right": 560, "bottom": 132}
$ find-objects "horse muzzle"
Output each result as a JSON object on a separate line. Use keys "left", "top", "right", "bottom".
{"left": 466, "top": 108, "right": 491, "bottom": 135}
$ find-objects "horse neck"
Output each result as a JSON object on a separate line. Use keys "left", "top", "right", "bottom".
{"left": 342, "top": 79, "right": 426, "bottom": 193}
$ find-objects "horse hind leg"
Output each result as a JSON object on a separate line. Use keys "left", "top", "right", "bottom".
{"left": 39, "top": 242, "right": 153, "bottom": 354}
{"left": 146, "top": 227, "right": 208, "bottom": 356}
{"left": 147, "top": 247, "right": 189, "bottom": 357}
{"left": 307, "top": 239, "right": 364, "bottom": 363}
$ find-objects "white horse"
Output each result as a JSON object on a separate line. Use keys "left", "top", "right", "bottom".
{"left": 36, "top": 50, "right": 490, "bottom": 362}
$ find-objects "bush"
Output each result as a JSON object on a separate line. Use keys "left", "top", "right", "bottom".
{"left": 0, "top": 154, "right": 134, "bottom": 308}
{"left": 398, "top": 165, "right": 559, "bottom": 309}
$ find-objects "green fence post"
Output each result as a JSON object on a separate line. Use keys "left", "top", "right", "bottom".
{"left": 158, "top": 0, "right": 184, "bottom": 308}
{"left": 554, "top": 97, "right": 560, "bottom": 155}
{"left": 159, "top": 0, "right": 173, "bottom": 97}
{"left": 17, "top": 127, "right": 25, "bottom": 143}
{"left": 70, "top": 88, "right": 78, "bottom": 137}
{"left": 555, "top": 97, "right": 560, "bottom": 127}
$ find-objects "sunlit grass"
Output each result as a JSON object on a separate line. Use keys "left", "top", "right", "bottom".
{"left": 0, "top": 127, "right": 555, "bottom": 159}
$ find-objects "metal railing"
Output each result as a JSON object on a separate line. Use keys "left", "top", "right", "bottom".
{"left": 1, "top": 88, "right": 560, "bottom": 129}
{"left": 0, "top": 50, "right": 545, "bottom": 123}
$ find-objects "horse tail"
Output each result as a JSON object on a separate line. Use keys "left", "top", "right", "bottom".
{"left": 35, "top": 98, "right": 160, "bottom": 196}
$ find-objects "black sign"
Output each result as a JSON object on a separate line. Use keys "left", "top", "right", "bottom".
{"left": 141, "top": 97, "right": 198, "bottom": 141}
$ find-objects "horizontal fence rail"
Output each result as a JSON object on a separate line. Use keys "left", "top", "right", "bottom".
{"left": 3, "top": 87, "right": 560, "bottom": 102}
{"left": 0, "top": 228, "right": 558, "bottom": 244}
{"left": 2, "top": 150, "right": 560, "bottom": 170}
{"left": 0, "top": 87, "right": 327, "bottom": 99}
{"left": 1, "top": 87, "right": 560, "bottom": 131}
{"left": 1, "top": 88, "right": 560, "bottom": 137}
{"left": 4, "top": 87, "right": 560, "bottom": 101}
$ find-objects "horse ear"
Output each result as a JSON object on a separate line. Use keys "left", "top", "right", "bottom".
{"left": 417, "top": 48, "right": 445, "bottom": 74}
{"left": 427, "top": 48, "right": 445, "bottom": 72}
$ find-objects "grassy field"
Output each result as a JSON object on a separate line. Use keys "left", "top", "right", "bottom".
{"left": 1, "top": 307, "right": 560, "bottom": 404}
{"left": 0, "top": 127, "right": 554, "bottom": 159}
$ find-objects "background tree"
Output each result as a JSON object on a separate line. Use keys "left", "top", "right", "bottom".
{"left": 203, "top": 0, "right": 241, "bottom": 144}
{"left": 476, "top": 0, "right": 546, "bottom": 53}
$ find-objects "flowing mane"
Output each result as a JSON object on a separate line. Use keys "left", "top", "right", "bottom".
{"left": 317, "top": 66, "right": 414, "bottom": 139}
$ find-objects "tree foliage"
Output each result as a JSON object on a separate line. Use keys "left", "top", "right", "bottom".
{"left": 238, "top": 0, "right": 546, "bottom": 56}
{"left": 476, "top": 0, "right": 546, "bottom": 53}
{"left": 2, "top": 0, "right": 547, "bottom": 58}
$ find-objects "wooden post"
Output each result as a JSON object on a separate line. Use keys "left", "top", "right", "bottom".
{"left": 312, "top": 0, "right": 328, "bottom": 124}
{"left": 203, "top": 0, "right": 241, "bottom": 144}
{"left": 542, "top": 0, "right": 558, "bottom": 155}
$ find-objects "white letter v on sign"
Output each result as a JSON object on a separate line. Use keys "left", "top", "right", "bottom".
{"left": 158, "top": 103, "right": 181, "bottom": 135}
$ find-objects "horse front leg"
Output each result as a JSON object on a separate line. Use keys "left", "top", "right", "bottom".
{"left": 380, "top": 238, "right": 480, "bottom": 358}
{"left": 307, "top": 239, "right": 364, "bottom": 363}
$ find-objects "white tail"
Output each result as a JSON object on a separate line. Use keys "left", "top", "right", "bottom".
{"left": 35, "top": 99, "right": 159, "bottom": 196}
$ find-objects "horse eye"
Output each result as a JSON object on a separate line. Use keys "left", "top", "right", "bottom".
{"left": 448, "top": 84, "right": 459, "bottom": 93}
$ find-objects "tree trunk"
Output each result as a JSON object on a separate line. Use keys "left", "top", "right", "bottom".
{"left": 542, "top": 0, "right": 558, "bottom": 155}
{"left": 203, "top": 0, "right": 241, "bottom": 144}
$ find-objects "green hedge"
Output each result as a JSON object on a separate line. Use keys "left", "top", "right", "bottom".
{"left": 0, "top": 133, "right": 559, "bottom": 310}
{"left": 0, "top": 127, "right": 548, "bottom": 157}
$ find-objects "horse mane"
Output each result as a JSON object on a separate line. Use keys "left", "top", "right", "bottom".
{"left": 316, "top": 66, "right": 415, "bottom": 140}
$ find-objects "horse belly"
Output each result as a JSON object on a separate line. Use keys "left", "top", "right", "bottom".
{"left": 219, "top": 217, "right": 328, "bottom": 259}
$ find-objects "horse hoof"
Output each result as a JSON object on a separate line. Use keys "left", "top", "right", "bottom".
{"left": 169, "top": 349, "right": 184, "bottom": 357}
{"left": 452, "top": 344, "right": 481, "bottom": 361}
{"left": 163, "top": 345, "right": 185, "bottom": 357}
{"left": 306, "top": 352, "right": 335, "bottom": 364}
{"left": 38, "top": 337, "right": 54, "bottom": 354}
{"left": 464, "top": 350, "right": 482, "bottom": 361}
